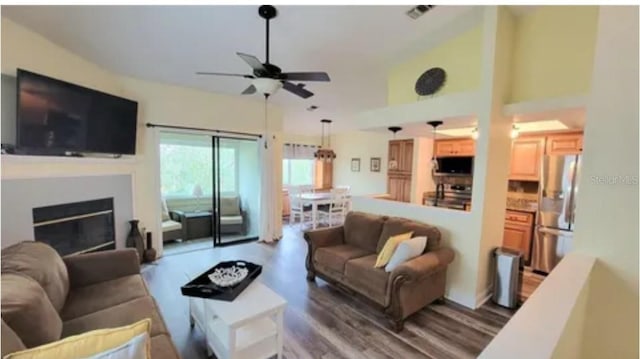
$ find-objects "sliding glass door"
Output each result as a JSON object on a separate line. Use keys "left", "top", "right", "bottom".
{"left": 212, "top": 136, "right": 260, "bottom": 246}
{"left": 159, "top": 130, "right": 260, "bottom": 251}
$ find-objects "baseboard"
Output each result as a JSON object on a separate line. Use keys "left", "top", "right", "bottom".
{"left": 476, "top": 285, "right": 494, "bottom": 308}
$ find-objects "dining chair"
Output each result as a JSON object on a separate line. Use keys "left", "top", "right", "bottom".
{"left": 288, "top": 186, "right": 312, "bottom": 227}
{"left": 318, "top": 189, "right": 349, "bottom": 227}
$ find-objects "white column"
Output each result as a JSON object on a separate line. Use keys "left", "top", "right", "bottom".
{"left": 573, "top": 6, "right": 639, "bottom": 359}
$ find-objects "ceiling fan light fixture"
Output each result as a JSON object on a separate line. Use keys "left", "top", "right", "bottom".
{"left": 252, "top": 78, "right": 282, "bottom": 95}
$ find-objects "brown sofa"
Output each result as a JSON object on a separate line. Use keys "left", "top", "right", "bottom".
{"left": 304, "top": 211, "right": 455, "bottom": 331}
{"left": 1, "top": 242, "right": 180, "bottom": 359}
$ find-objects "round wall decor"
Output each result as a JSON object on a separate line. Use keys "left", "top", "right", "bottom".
{"left": 415, "top": 67, "right": 446, "bottom": 96}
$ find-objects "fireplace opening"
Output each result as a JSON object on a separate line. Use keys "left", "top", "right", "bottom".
{"left": 32, "top": 198, "right": 115, "bottom": 256}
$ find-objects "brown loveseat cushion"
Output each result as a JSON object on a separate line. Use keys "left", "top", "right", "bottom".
{"left": 1, "top": 241, "right": 69, "bottom": 312}
{"left": 376, "top": 217, "right": 442, "bottom": 253}
{"left": 60, "top": 274, "right": 150, "bottom": 321}
{"left": 62, "top": 296, "right": 169, "bottom": 338}
{"left": 313, "top": 244, "right": 370, "bottom": 277}
{"left": 1, "top": 319, "right": 26, "bottom": 357}
{"left": 344, "top": 211, "right": 386, "bottom": 253}
{"left": 344, "top": 254, "right": 390, "bottom": 306}
{"left": 1, "top": 273, "right": 63, "bottom": 348}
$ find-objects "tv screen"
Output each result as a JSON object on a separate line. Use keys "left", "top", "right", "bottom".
{"left": 16, "top": 69, "right": 138, "bottom": 155}
{"left": 436, "top": 156, "right": 473, "bottom": 175}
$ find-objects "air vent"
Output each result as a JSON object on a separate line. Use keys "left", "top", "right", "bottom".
{"left": 406, "top": 5, "right": 435, "bottom": 20}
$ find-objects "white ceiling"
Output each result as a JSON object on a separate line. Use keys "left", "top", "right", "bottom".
{"left": 2, "top": 5, "right": 484, "bottom": 135}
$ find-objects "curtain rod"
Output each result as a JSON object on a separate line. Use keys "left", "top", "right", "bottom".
{"left": 145, "top": 123, "right": 262, "bottom": 138}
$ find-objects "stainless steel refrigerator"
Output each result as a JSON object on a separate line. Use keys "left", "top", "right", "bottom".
{"left": 532, "top": 154, "right": 581, "bottom": 273}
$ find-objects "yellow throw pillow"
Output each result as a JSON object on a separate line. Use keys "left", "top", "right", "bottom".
{"left": 5, "top": 319, "right": 151, "bottom": 359}
{"left": 375, "top": 232, "right": 413, "bottom": 268}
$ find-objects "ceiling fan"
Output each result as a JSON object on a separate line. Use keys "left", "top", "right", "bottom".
{"left": 196, "top": 5, "right": 331, "bottom": 99}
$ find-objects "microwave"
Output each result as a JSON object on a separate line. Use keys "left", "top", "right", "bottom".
{"left": 435, "top": 156, "right": 474, "bottom": 175}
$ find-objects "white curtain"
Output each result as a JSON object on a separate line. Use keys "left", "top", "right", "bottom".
{"left": 259, "top": 134, "right": 283, "bottom": 243}
{"left": 283, "top": 143, "right": 317, "bottom": 159}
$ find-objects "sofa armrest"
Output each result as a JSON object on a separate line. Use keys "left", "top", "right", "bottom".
{"left": 390, "top": 247, "right": 455, "bottom": 284}
{"left": 169, "top": 210, "right": 185, "bottom": 222}
{"left": 63, "top": 249, "right": 141, "bottom": 289}
{"left": 303, "top": 226, "right": 345, "bottom": 280}
{"left": 303, "top": 226, "right": 345, "bottom": 251}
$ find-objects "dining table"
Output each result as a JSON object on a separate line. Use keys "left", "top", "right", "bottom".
{"left": 297, "top": 192, "right": 351, "bottom": 229}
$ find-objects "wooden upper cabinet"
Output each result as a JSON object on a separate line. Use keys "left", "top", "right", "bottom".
{"left": 434, "top": 139, "right": 475, "bottom": 157}
{"left": 388, "top": 139, "right": 414, "bottom": 175}
{"left": 400, "top": 140, "right": 414, "bottom": 172}
{"left": 546, "top": 133, "right": 583, "bottom": 155}
{"left": 509, "top": 137, "right": 544, "bottom": 181}
{"left": 457, "top": 140, "right": 475, "bottom": 156}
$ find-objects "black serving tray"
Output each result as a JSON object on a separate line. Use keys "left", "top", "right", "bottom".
{"left": 181, "top": 260, "right": 262, "bottom": 301}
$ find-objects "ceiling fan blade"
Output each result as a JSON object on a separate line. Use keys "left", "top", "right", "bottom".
{"left": 282, "top": 81, "right": 314, "bottom": 99}
{"left": 241, "top": 84, "right": 257, "bottom": 95}
{"left": 281, "top": 72, "right": 330, "bottom": 82}
{"left": 236, "top": 52, "right": 266, "bottom": 71}
{"left": 196, "top": 72, "right": 254, "bottom": 78}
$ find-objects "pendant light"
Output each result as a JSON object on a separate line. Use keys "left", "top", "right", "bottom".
{"left": 427, "top": 120, "right": 443, "bottom": 207}
{"left": 387, "top": 127, "right": 403, "bottom": 170}
{"left": 314, "top": 119, "right": 336, "bottom": 162}
{"left": 427, "top": 121, "right": 443, "bottom": 171}
{"left": 388, "top": 126, "right": 402, "bottom": 138}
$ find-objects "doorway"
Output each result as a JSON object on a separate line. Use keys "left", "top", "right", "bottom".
{"left": 158, "top": 130, "right": 261, "bottom": 255}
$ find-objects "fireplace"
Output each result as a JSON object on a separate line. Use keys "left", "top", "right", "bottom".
{"left": 32, "top": 198, "right": 115, "bottom": 256}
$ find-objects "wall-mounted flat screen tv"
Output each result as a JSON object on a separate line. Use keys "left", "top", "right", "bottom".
{"left": 16, "top": 69, "right": 138, "bottom": 155}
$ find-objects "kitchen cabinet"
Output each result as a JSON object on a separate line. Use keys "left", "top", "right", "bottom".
{"left": 503, "top": 210, "right": 534, "bottom": 262}
{"left": 509, "top": 137, "right": 544, "bottom": 181}
{"left": 434, "top": 139, "right": 475, "bottom": 157}
{"left": 388, "top": 139, "right": 413, "bottom": 175}
{"left": 387, "top": 174, "right": 411, "bottom": 203}
{"left": 546, "top": 133, "right": 583, "bottom": 155}
{"left": 387, "top": 139, "right": 413, "bottom": 202}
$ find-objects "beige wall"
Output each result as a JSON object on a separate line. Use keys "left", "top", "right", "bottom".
{"left": 573, "top": 6, "right": 639, "bottom": 359}
{"left": 330, "top": 131, "right": 390, "bottom": 196}
{"left": 509, "top": 6, "right": 599, "bottom": 102}
{"left": 0, "top": 17, "right": 284, "bottom": 254}
{"left": 470, "top": 6, "right": 515, "bottom": 302}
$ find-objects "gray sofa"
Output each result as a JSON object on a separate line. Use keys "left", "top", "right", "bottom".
{"left": 1, "top": 242, "right": 180, "bottom": 358}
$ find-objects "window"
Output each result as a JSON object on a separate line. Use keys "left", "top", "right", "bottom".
{"left": 283, "top": 159, "right": 315, "bottom": 187}
{"left": 160, "top": 142, "right": 237, "bottom": 197}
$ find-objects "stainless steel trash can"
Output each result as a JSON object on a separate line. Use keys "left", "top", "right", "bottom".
{"left": 492, "top": 247, "right": 522, "bottom": 308}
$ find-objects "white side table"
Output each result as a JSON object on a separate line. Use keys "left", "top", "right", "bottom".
{"left": 188, "top": 281, "right": 287, "bottom": 359}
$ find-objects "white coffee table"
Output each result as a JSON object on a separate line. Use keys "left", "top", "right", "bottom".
{"left": 188, "top": 281, "right": 287, "bottom": 359}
